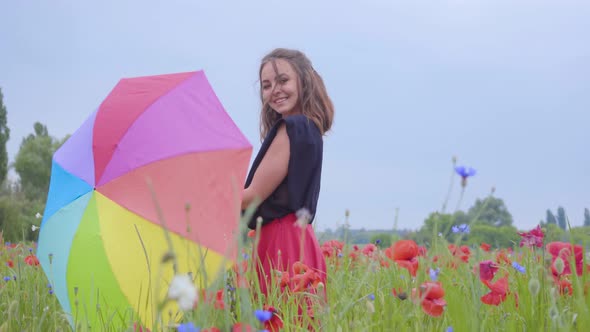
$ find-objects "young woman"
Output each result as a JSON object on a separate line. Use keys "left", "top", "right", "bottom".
{"left": 242, "top": 48, "right": 334, "bottom": 298}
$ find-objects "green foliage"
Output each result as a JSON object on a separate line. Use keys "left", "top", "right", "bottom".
{"left": 0, "top": 122, "right": 67, "bottom": 242}
{"left": 465, "top": 223, "right": 520, "bottom": 248}
{"left": 369, "top": 232, "right": 393, "bottom": 248}
{"left": 0, "top": 184, "right": 44, "bottom": 242}
{"left": 570, "top": 226, "right": 590, "bottom": 245}
{"left": 13, "top": 122, "right": 64, "bottom": 202}
{"left": 467, "top": 196, "right": 513, "bottom": 227}
{"left": 409, "top": 196, "right": 518, "bottom": 249}
{"left": 0, "top": 88, "right": 10, "bottom": 184}
{"left": 317, "top": 226, "right": 409, "bottom": 245}
{"left": 4, "top": 231, "right": 590, "bottom": 330}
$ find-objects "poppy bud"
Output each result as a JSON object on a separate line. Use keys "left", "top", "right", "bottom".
{"left": 397, "top": 291, "right": 408, "bottom": 300}
{"left": 554, "top": 257, "right": 565, "bottom": 275}
{"left": 549, "top": 305, "right": 559, "bottom": 322}
{"left": 317, "top": 282, "right": 325, "bottom": 292}
{"left": 528, "top": 278, "right": 540, "bottom": 297}
{"left": 366, "top": 300, "right": 375, "bottom": 313}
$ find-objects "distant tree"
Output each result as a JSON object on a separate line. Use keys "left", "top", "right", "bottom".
{"left": 467, "top": 197, "right": 513, "bottom": 227}
{"left": 584, "top": 208, "right": 590, "bottom": 227}
{"left": 466, "top": 224, "right": 519, "bottom": 249}
{"left": 557, "top": 206, "right": 567, "bottom": 230}
{"left": 13, "top": 122, "right": 64, "bottom": 201}
{"left": 544, "top": 223, "right": 566, "bottom": 243}
{"left": 546, "top": 209, "right": 557, "bottom": 225}
{"left": 0, "top": 88, "right": 10, "bottom": 184}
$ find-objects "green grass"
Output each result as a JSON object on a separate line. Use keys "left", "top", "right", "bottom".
{"left": 2, "top": 228, "right": 590, "bottom": 331}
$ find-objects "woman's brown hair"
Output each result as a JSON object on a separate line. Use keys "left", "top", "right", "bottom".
{"left": 258, "top": 48, "right": 334, "bottom": 140}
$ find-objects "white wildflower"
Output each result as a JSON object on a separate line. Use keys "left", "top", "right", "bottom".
{"left": 32, "top": 225, "right": 39, "bottom": 232}
{"left": 35, "top": 212, "right": 42, "bottom": 219}
{"left": 295, "top": 208, "right": 312, "bottom": 229}
{"left": 167, "top": 274, "right": 197, "bottom": 311}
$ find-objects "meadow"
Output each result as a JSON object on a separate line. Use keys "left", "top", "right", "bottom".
{"left": 1, "top": 215, "right": 589, "bottom": 332}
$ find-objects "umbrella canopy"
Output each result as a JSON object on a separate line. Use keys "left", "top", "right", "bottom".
{"left": 36, "top": 70, "right": 252, "bottom": 328}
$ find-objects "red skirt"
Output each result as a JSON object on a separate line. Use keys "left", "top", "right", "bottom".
{"left": 254, "top": 213, "right": 327, "bottom": 297}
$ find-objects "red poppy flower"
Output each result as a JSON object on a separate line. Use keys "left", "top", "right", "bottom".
{"left": 232, "top": 323, "right": 253, "bottom": 332}
{"left": 202, "top": 328, "right": 221, "bottom": 332}
{"left": 418, "top": 246, "right": 428, "bottom": 257}
{"left": 495, "top": 249, "right": 512, "bottom": 265}
{"left": 392, "top": 287, "right": 408, "bottom": 300}
{"left": 448, "top": 244, "right": 471, "bottom": 263}
{"left": 546, "top": 241, "right": 586, "bottom": 276}
{"left": 321, "top": 240, "right": 344, "bottom": 258}
{"left": 361, "top": 243, "right": 377, "bottom": 256}
{"left": 481, "top": 276, "right": 508, "bottom": 306}
{"left": 517, "top": 225, "right": 544, "bottom": 248}
{"left": 391, "top": 240, "right": 418, "bottom": 260}
{"left": 199, "top": 289, "right": 225, "bottom": 309}
{"left": 396, "top": 259, "right": 419, "bottom": 277}
{"left": 479, "top": 260, "right": 498, "bottom": 281}
{"left": 416, "top": 281, "right": 446, "bottom": 317}
{"left": 480, "top": 243, "right": 491, "bottom": 252}
{"left": 387, "top": 240, "right": 419, "bottom": 277}
{"left": 24, "top": 255, "right": 39, "bottom": 266}
{"left": 6, "top": 260, "right": 13, "bottom": 268}
{"left": 379, "top": 258, "right": 391, "bottom": 268}
{"left": 263, "top": 305, "right": 284, "bottom": 332}
{"left": 558, "top": 279, "right": 573, "bottom": 296}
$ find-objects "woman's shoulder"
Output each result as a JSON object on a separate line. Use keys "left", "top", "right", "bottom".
{"left": 283, "top": 115, "right": 321, "bottom": 143}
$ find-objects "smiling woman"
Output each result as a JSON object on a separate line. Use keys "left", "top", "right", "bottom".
{"left": 241, "top": 49, "right": 334, "bottom": 311}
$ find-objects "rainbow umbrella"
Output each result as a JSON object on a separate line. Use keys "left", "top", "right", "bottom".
{"left": 36, "top": 70, "right": 252, "bottom": 328}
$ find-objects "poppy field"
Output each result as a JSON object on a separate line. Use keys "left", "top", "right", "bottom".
{"left": 1, "top": 218, "right": 590, "bottom": 332}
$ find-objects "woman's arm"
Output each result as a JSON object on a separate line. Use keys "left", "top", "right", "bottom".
{"left": 241, "top": 123, "right": 290, "bottom": 210}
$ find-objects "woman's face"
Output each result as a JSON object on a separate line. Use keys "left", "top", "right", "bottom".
{"left": 261, "top": 59, "right": 301, "bottom": 117}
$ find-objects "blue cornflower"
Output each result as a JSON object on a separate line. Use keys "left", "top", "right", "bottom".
{"left": 177, "top": 322, "right": 199, "bottom": 332}
{"left": 446, "top": 327, "right": 454, "bottom": 332}
{"left": 512, "top": 262, "right": 526, "bottom": 274}
{"left": 337, "top": 253, "right": 343, "bottom": 258}
{"left": 28, "top": 248, "right": 33, "bottom": 253}
{"left": 429, "top": 268, "right": 441, "bottom": 281}
{"left": 255, "top": 309, "right": 272, "bottom": 323}
{"left": 3, "top": 276, "right": 10, "bottom": 282}
{"left": 375, "top": 239, "right": 381, "bottom": 245}
{"left": 242, "top": 253, "right": 249, "bottom": 260}
{"left": 49, "top": 289, "right": 54, "bottom": 295}
{"left": 452, "top": 224, "right": 470, "bottom": 234}
{"left": 368, "top": 294, "right": 375, "bottom": 301}
{"left": 455, "top": 166, "right": 476, "bottom": 178}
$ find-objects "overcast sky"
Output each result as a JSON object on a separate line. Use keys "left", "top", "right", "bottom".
{"left": 1, "top": 1, "right": 588, "bottom": 232}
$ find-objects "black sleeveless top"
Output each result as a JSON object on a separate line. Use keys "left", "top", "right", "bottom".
{"left": 244, "top": 114, "right": 323, "bottom": 229}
